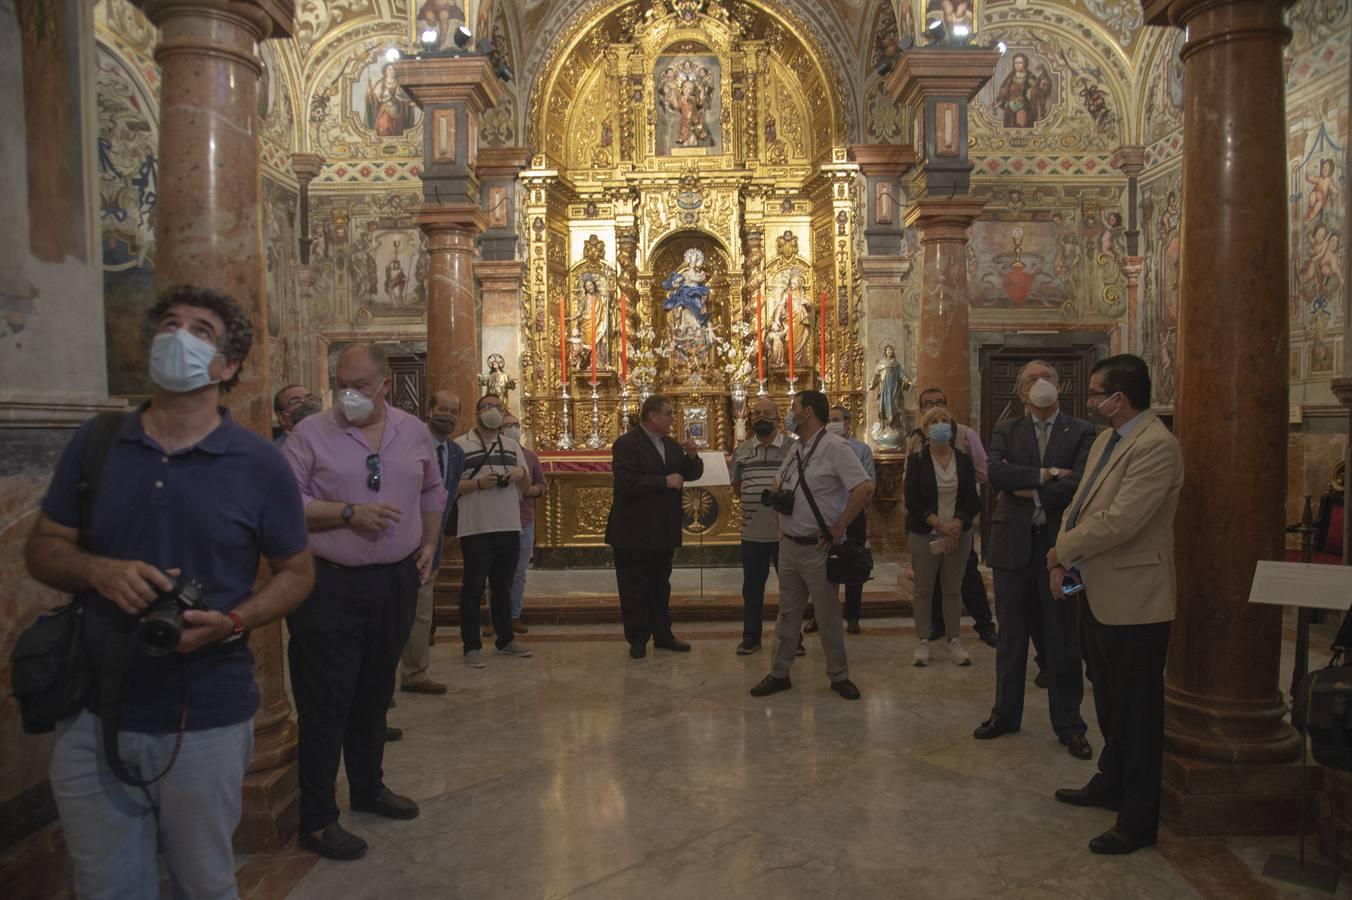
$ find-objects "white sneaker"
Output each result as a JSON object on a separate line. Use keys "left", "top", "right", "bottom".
{"left": 464, "top": 650, "right": 487, "bottom": 669}
{"left": 496, "top": 640, "right": 534, "bottom": 658}
{"left": 913, "top": 640, "right": 930, "bottom": 667}
{"left": 948, "top": 638, "right": 972, "bottom": 667}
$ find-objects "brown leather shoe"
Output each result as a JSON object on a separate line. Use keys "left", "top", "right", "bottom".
{"left": 511, "top": 618, "right": 529, "bottom": 634}
{"left": 401, "top": 680, "right": 448, "bottom": 695}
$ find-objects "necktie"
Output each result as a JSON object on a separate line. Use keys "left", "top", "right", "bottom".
{"left": 1065, "top": 431, "right": 1123, "bottom": 531}
{"left": 1032, "top": 420, "right": 1050, "bottom": 526}
{"left": 436, "top": 443, "right": 447, "bottom": 484}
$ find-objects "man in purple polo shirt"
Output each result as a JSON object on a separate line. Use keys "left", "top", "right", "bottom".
{"left": 25, "top": 285, "right": 314, "bottom": 899}
{"left": 283, "top": 343, "right": 446, "bottom": 861}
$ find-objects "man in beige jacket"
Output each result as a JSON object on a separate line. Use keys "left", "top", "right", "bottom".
{"left": 1047, "top": 353, "right": 1183, "bottom": 856}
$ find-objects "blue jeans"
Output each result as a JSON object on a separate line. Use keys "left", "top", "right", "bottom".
{"left": 50, "top": 710, "right": 253, "bottom": 900}
{"left": 740, "top": 540, "right": 779, "bottom": 643}
{"left": 510, "top": 521, "right": 535, "bottom": 620}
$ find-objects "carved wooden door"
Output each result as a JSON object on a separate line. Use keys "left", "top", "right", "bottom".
{"left": 388, "top": 352, "right": 427, "bottom": 419}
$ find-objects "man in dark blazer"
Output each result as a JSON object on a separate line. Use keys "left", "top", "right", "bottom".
{"left": 605, "top": 394, "right": 704, "bottom": 659}
{"left": 975, "top": 361, "right": 1096, "bottom": 760}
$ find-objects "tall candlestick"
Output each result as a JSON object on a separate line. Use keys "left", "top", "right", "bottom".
{"left": 786, "top": 289, "right": 795, "bottom": 382}
{"left": 589, "top": 291, "right": 598, "bottom": 384}
{"left": 559, "top": 293, "right": 567, "bottom": 384}
{"left": 756, "top": 292, "right": 764, "bottom": 382}
{"left": 619, "top": 291, "right": 628, "bottom": 382}
{"left": 820, "top": 290, "right": 827, "bottom": 384}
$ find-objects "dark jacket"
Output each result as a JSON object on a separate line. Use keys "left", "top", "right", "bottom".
{"left": 604, "top": 427, "right": 704, "bottom": 551}
{"left": 905, "top": 447, "right": 981, "bottom": 535}
{"left": 987, "top": 412, "right": 1095, "bottom": 570}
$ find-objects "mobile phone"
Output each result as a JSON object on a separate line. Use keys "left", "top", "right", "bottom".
{"left": 1061, "top": 571, "right": 1086, "bottom": 596}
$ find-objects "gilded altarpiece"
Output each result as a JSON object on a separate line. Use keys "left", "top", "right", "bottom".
{"left": 517, "top": 0, "right": 860, "bottom": 557}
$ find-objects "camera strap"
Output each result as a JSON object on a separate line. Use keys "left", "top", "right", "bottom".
{"left": 97, "top": 618, "right": 187, "bottom": 788}
{"left": 794, "top": 440, "right": 834, "bottom": 542}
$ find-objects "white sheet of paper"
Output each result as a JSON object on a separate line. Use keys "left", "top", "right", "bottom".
{"left": 1248, "top": 560, "right": 1352, "bottom": 611}
{"left": 684, "top": 451, "right": 731, "bottom": 488}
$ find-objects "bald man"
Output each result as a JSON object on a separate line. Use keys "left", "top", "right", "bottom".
{"left": 731, "top": 398, "right": 793, "bottom": 654}
{"left": 400, "top": 390, "right": 464, "bottom": 695}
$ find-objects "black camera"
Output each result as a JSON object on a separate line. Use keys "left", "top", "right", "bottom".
{"left": 139, "top": 576, "right": 210, "bottom": 657}
{"left": 496, "top": 473, "right": 512, "bottom": 488}
{"left": 761, "top": 488, "right": 795, "bottom": 515}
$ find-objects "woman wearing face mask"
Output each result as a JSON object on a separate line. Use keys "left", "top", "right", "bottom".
{"left": 905, "top": 406, "right": 982, "bottom": 667}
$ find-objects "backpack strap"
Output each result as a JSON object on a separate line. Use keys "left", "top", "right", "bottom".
{"left": 76, "top": 412, "right": 129, "bottom": 549}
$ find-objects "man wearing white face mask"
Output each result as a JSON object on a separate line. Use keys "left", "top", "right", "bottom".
{"left": 283, "top": 343, "right": 446, "bottom": 860}
{"left": 976, "top": 360, "right": 1097, "bottom": 762}
{"left": 26, "top": 286, "right": 314, "bottom": 896}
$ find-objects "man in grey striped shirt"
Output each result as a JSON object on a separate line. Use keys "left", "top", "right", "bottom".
{"left": 731, "top": 397, "right": 793, "bottom": 654}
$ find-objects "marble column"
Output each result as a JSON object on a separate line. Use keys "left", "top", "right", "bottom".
{"left": 416, "top": 207, "right": 486, "bottom": 409}
{"left": 291, "top": 152, "right": 325, "bottom": 266}
{"left": 904, "top": 199, "right": 985, "bottom": 426}
{"left": 1145, "top": 0, "right": 1303, "bottom": 835}
{"left": 1111, "top": 146, "right": 1146, "bottom": 355}
{"left": 137, "top": 0, "right": 298, "bottom": 852}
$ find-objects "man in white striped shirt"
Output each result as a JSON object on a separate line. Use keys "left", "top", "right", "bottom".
{"left": 730, "top": 397, "right": 792, "bottom": 654}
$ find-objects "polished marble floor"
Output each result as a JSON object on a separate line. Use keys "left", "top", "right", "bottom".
{"left": 249, "top": 619, "right": 1349, "bottom": 900}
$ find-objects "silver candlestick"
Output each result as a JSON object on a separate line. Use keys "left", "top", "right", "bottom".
{"left": 584, "top": 379, "right": 605, "bottom": 449}
{"left": 757, "top": 377, "right": 767, "bottom": 397}
{"left": 786, "top": 374, "right": 798, "bottom": 400}
{"left": 557, "top": 381, "right": 576, "bottom": 450}
{"left": 617, "top": 381, "right": 632, "bottom": 436}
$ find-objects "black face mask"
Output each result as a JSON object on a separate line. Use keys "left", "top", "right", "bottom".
{"left": 290, "top": 402, "right": 320, "bottom": 426}
{"left": 429, "top": 414, "right": 456, "bottom": 436}
{"left": 752, "top": 418, "right": 775, "bottom": 438}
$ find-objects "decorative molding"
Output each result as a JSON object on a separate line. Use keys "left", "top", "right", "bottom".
{"left": 0, "top": 398, "right": 130, "bottom": 428}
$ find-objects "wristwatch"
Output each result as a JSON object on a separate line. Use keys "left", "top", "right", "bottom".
{"left": 341, "top": 503, "right": 355, "bottom": 523}
{"left": 1048, "top": 468, "right": 1062, "bottom": 480}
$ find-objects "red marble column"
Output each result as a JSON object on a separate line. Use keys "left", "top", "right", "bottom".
{"left": 138, "top": 0, "right": 299, "bottom": 852}
{"left": 905, "top": 199, "right": 985, "bottom": 426}
{"left": 416, "top": 207, "right": 485, "bottom": 410}
{"left": 1146, "top": 0, "right": 1302, "bottom": 834}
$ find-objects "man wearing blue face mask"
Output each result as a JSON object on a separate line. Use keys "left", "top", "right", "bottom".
{"left": 25, "top": 285, "right": 315, "bottom": 898}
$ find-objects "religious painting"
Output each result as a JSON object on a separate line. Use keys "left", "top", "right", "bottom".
{"left": 763, "top": 231, "right": 813, "bottom": 373}
{"left": 352, "top": 57, "right": 420, "bottom": 137}
{"left": 924, "top": 0, "right": 974, "bottom": 32}
{"left": 410, "top": 0, "right": 481, "bottom": 51}
{"left": 97, "top": 42, "right": 159, "bottom": 398}
{"left": 1141, "top": 172, "right": 1183, "bottom": 405}
{"left": 349, "top": 221, "right": 428, "bottom": 317}
{"left": 654, "top": 55, "right": 721, "bottom": 154}
{"left": 990, "top": 50, "right": 1055, "bottom": 129}
{"left": 569, "top": 236, "right": 616, "bottom": 374}
{"left": 970, "top": 219, "right": 1072, "bottom": 309}
{"left": 872, "top": 3, "right": 902, "bottom": 72}
{"left": 1289, "top": 94, "right": 1347, "bottom": 345}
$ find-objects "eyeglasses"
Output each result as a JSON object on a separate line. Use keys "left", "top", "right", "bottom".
{"left": 366, "top": 453, "right": 381, "bottom": 491}
{"left": 919, "top": 399, "right": 947, "bottom": 409}
{"left": 1086, "top": 390, "right": 1109, "bottom": 398}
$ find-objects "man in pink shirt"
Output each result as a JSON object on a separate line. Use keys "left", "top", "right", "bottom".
{"left": 283, "top": 344, "right": 446, "bottom": 861}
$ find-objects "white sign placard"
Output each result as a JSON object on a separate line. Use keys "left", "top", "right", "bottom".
{"left": 684, "top": 451, "right": 731, "bottom": 488}
{"left": 1248, "top": 560, "right": 1352, "bottom": 611}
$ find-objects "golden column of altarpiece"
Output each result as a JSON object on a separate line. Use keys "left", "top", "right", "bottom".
{"left": 513, "top": 0, "right": 866, "bottom": 561}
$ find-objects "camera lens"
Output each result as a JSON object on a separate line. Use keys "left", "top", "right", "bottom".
{"left": 139, "top": 609, "right": 183, "bottom": 656}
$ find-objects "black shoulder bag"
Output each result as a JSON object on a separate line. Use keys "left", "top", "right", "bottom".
{"left": 10, "top": 412, "right": 126, "bottom": 734}
{"left": 1294, "top": 608, "right": 1352, "bottom": 771}
{"left": 794, "top": 447, "right": 874, "bottom": 586}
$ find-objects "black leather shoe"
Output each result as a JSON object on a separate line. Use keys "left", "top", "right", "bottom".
{"left": 299, "top": 823, "right": 368, "bottom": 861}
{"left": 1034, "top": 670, "right": 1049, "bottom": 689}
{"left": 1089, "top": 828, "right": 1155, "bottom": 855}
{"left": 1064, "top": 734, "right": 1093, "bottom": 760}
{"left": 803, "top": 618, "right": 819, "bottom": 634}
{"left": 846, "top": 619, "right": 861, "bottom": 635}
{"left": 384, "top": 727, "right": 403, "bottom": 742}
{"left": 1054, "top": 787, "right": 1120, "bottom": 811}
{"left": 796, "top": 636, "right": 806, "bottom": 656}
{"left": 629, "top": 644, "right": 646, "bottom": 659}
{"left": 976, "top": 624, "right": 998, "bottom": 648}
{"left": 750, "top": 674, "right": 792, "bottom": 697}
{"left": 831, "top": 678, "right": 861, "bottom": 700}
{"left": 973, "top": 718, "right": 1019, "bottom": 740}
{"left": 351, "top": 787, "right": 420, "bottom": 820}
{"left": 654, "top": 637, "right": 691, "bottom": 652}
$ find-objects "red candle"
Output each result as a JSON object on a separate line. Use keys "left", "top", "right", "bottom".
{"left": 619, "top": 291, "right": 628, "bottom": 382}
{"left": 559, "top": 293, "right": 567, "bottom": 384}
{"left": 589, "top": 292, "right": 598, "bottom": 384}
{"left": 820, "top": 290, "right": 827, "bottom": 383}
{"left": 786, "top": 288, "right": 795, "bottom": 381}
{"left": 756, "top": 292, "right": 764, "bottom": 382}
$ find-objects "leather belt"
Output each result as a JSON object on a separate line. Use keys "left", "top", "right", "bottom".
{"left": 784, "top": 534, "right": 820, "bottom": 545}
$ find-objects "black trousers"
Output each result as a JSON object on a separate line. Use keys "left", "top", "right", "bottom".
{"left": 807, "top": 511, "right": 867, "bottom": 623}
{"left": 1082, "top": 600, "right": 1171, "bottom": 840}
{"left": 931, "top": 546, "right": 995, "bottom": 630}
{"left": 288, "top": 556, "right": 418, "bottom": 834}
{"left": 991, "top": 529, "right": 1085, "bottom": 738}
{"left": 459, "top": 531, "right": 520, "bottom": 652}
{"left": 614, "top": 546, "right": 676, "bottom": 648}
{"left": 740, "top": 540, "right": 779, "bottom": 643}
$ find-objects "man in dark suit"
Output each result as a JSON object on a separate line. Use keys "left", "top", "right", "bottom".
{"left": 975, "top": 360, "right": 1096, "bottom": 760}
{"left": 605, "top": 394, "right": 704, "bottom": 659}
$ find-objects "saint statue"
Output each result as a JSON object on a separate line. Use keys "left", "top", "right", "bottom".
{"left": 479, "top": 353, "right": 518, "bottom": 410}
{"left": 662, "top": 248, "right": 713, "bottom": 374}
{"left": 766, "top": 273, "right": 811, "bottom": 369}
{"left": 579, "top": 274, "right": 611, "bottom": 369}
{"left": 868, "top": 344, "right": 912, "bottom": 449}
